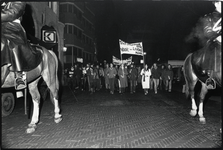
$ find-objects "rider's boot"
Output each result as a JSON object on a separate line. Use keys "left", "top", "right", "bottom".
{"left": 15, "top": 72, "right": 26, "bottom": 90}
{"left": 206, "top": 78, "right": 215, "bottom": 89}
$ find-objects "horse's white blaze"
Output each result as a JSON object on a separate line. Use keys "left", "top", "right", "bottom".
{"left": 30, "top": 100, "right": 39, "bottom": 124}
{"left": 54, "top": 97, "right": 61, "bottom": 118}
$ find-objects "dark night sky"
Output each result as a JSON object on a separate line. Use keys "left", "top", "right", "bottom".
{"left": 89, "top": 0, "right": 216, "bottom": 65}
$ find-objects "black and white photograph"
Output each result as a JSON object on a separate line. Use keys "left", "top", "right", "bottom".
{"left": 1, "top": 0, "right": 221, "bottom": 148}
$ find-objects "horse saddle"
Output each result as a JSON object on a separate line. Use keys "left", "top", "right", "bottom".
{"left": 191, "top": 41, "right": 221, "bottom": 87}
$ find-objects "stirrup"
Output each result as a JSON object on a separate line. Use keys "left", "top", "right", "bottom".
{"left": 205, "top": 78, "right": 216, "bottom": 90}
{"left": 15, "top": 72, "right": 27, "bottom": 90}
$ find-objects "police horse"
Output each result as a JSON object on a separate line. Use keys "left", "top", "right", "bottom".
{"left": 1, "top": 45, "right": 62, "bottom": 133}
{"left": 183, "top": 38, "right": 221, "bottom": 124}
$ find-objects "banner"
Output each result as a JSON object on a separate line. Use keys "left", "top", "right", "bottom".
{"left": 119, "top": 39, "right": 143, "bottom": 56}
{"left": 112, "top": 56, "right": 132, "bottom": 66}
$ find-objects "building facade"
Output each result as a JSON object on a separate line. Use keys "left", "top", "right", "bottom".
{"left": 59, "top": 2, "right": 97, "bottom": 68}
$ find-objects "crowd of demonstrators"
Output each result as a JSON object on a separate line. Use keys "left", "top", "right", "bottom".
{"left": 63, "top": 61, "right": 176, "bottom": 95}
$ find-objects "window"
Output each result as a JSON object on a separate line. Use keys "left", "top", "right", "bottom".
{"left": 60, "top": 4, "right": 66, "bottom": 12}
{"left": 73, "top": 47, "right": 77, "bottom": 56}
{"left": 65, "top": 46, "right": 72, "bottom": 55}
{"left": 77, "top": 10, "right": 82, "bottom": 21}
{"left": 78, "top": 48, "right": 82, "bottom": 57}
{"left": 65, "top": 25, "right": 68, "bottom": 34}
{"left": 68, "top": 4, "right": 73, "bottom": 13}
{"left": 77, "top": 29, "right": 82, "bottom": 39}
{"left": 68, "top": 25, "right": 72, "bottom": 34}
{"left": 73, "top": 26, "right": 77, "bottom": 36}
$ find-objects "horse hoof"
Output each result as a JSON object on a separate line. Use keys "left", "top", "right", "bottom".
{"left": 28, "top": 124, "right": 37, "bottom": 129}
{"left": 26, "top": 127, "right": 36, "bottom": 134}
{"left": 199, "top": 117, "right": 206, "bottom": 124}
{"left": 189, "top": 110, "right": 197, "bottom": 117}
{"left": 54, "top": 117, "right": 62, "bottom": 123}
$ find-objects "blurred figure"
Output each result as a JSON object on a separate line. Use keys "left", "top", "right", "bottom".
{"left": 106, "top": 63, "right": 117, "bottom": 94}
{"left": 179, "top": 66, "right": 186, "bottom": 93}
{"left": 140, "top": 64, "right": 151, "bottom": 95}
{"left": 63, "top": 68, "right": 69, "bottom": 86}
{"left": 164, "top": 64, "right": 174, "bottom": 92}
{"left": 118, "top": 63, "right": 128, "bottom": 94}
{"left": 67, "top": 66, "right": 75, "bottom": 91}
{"left": 150, "top": 65, "right": 154, "bottom": 90}
{"left": 151, "top": 63, "right": 160, "bottom": 94}
{"left": 81, "top": 66, "right": 87, "bottom": 91}
{"left": 129, "top": 63, "right": 138, "bottom": 94}
{"left": 86, "top": 63, "right": 91, "bottom": 91}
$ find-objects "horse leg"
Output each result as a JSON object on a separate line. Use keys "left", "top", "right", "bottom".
{"left": 42, "top": 51, "right": 62, "bottom": 124}
{"left": 26, "top": 78, "right": 41, "bottom": 133}
{"left": 198, "top": 82, "right": 208, "bottom": 124}
{"left": 187, "top": 77, "right": 198, "bottom": 117}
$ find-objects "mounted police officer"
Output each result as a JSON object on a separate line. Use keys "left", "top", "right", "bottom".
{"left": 1, "top": 1, "right": 41, "bottom": 90}
{"left": 202, "top": 1, "right": 221, "bottom": 88}
{"left": 203, "top": 1, "right": 221, "bottom": 43}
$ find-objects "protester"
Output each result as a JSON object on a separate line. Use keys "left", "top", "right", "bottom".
{"left": 86, "top": 63, "right": 91, "bottom": 91}
{"left": 95, "top": 64, "right": 101, "bottom": 91}
{"left": 159, "top": 64, "right": 166, "bottom": 90}
{"left": 128, "top": 63, "right": 138, "bottom": 94}
{"left": 99, "top": 64, "right": 104, "bottom": 89}
{"left": 104, "top": 63, "right": 110, "bottom": 91}
{"left": 106, "top": 63, "right": 117, "bottom": 94}
{"left": 67, "top": 66, "right": 75, "bottom": 91}
{"left": 118, "top": 63, "right": 128, "bottom": 94}
{"left": 81, "top": 66, "right": 87, "bottom": 91}
{"left": 86, "top": 64, "right": 95, "bottom": 94}
{"left": 179, "top": 66, "right": 186, "bottom": 93}
{"left": 137, "top": 66, "right": 142, "bottom": 89}
{"left": 73, "top": 64, "right": 81, "bottom": 90}
{"left": 114, "top": 65, "right": 119, "bottom": 92}
{"left": 150, "top": 65, "right": 154, "bottom": 90}
{"left": 164, "top": 64, "right": 174, "bottom": 92}
{"left": 151, "top": 63, "right": 160, "bottom": 94}
{"left": 140, "top": 64, "right": 151, "bottom": 95}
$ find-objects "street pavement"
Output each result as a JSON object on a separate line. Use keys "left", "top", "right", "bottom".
{"left": 1, "top": 83, "right": 222, "bottom": 148}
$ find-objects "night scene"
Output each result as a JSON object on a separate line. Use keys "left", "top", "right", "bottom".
{"left": 1, "top": 0, "right": 221, "bottom": 148}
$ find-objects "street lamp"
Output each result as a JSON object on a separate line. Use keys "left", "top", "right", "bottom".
{"left": 63, "top": 47, "right": 67, "bottom": 52}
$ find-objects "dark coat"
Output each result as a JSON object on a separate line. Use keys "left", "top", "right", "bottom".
{"left": 1, "top": 2, "right": 41, "bottom": 71}
{"left": 128, "top": 67, "right": 138, "bottom": 81}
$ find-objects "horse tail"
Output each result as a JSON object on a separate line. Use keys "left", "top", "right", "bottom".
{"left": 183, "top": 53, "right": 192, "bottom": 99}
{"left": 49, "top": 51, "right": 59, "bottom": 90}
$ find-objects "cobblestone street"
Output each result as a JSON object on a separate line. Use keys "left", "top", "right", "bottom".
{"left": 2, "top": 85, "right": 222, "bottom": 148}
